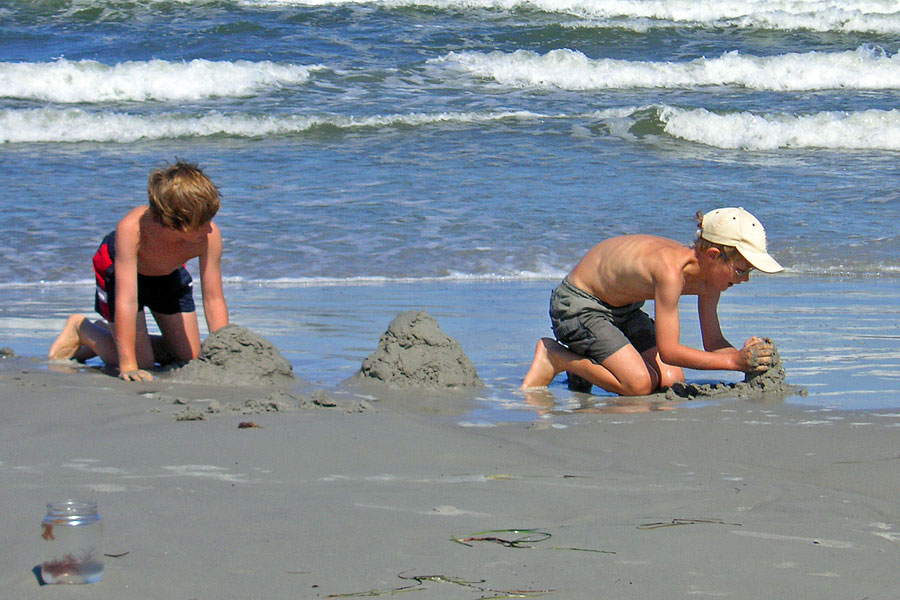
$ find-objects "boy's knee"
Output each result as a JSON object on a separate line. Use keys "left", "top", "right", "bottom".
{"left": 619, "top": 371, "right": 656, "bottom": 396}
{"left": 170, "top": 344, "right": 200, "bottom": 363}
{"left": 136, "top": 353, "right": 157, "bottom": 370}
{"left": 659, "top": 366, "right": 685, "bottom": 389}
{"left": 157, "top": 332, "right": 201, "bottom": 364}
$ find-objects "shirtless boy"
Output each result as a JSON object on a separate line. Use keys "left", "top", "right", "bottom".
{"left": 522, "top": 207, "right": 783, "bottom": 396}
{"left": 49, "top": 161, "right": 229, "bottom": 382}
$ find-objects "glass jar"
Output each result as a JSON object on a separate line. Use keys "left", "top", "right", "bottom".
{"left": 40, "top": 500, "right": 104, "bottom": 584}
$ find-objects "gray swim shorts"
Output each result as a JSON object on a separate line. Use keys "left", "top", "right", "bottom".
{"left": 549, "top": 277, "right": 656, "bottom": 364}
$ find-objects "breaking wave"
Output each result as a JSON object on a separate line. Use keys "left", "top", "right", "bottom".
{"left": 438, "top": 45, "right": 900, "bottom": 91}
{"left": 245, "top": 0, "right": 900, "bottom": 34}
{"left": 657, "top": 106, "right": 900, "bottom": 150}
{"left": 0, "top": 107, "right": 547, "bottom": 143}
{"left": 0, "top": 59, "right": 321, "bottom": 103}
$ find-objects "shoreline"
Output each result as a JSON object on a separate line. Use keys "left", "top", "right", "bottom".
{"left": 3, "top": 274, "right": 897, "bottom": 414}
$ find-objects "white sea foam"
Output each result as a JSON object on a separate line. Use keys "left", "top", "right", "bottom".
{"left": 4, "top": 103, "right": 900, "bottom": 152}
{"left": 0, "top": 59, "right": 321, "bottom": 103}
{"left": 659, "top": 106, "right": 900, "bottom": 150}
{"left": 227, "top": 270, "right": 567, "bottom": 286}
{"left": 244, "top": 0, "right": 900, "bottom": 34}
{"left": 438, "top": 46, "right": 900, "bottom": 91}
{"left": 0, "top": 280, "right": 94, "bottom": 289}
{"left": 0, "top": 108, "right": 547, "bottom": 143}
{"left": 5, "top": 264, "right": 897, "bottom": 289}
{"left": 0, "top": 271, "right": 565, "bottom": 289}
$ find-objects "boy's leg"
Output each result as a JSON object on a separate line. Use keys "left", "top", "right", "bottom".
{"left": 640, "top": 346, "right": 684, "bottom": 389}
{"left": 49, "top": 313, "right": 154, "bottom": 369}
{"left": 566, "top": 372, "right": 593, "bottom": 393}
{"left": 523, "top": 338, "right": 659, "bottom": 396}
{"left": 592, "top": 344, "right": 659, "bottom": 396}
{"left": 125, "top": 312, "right": 157, "bottom": 369}
{"left": 49, "top": 315, "right": 118, "bottom": 364}
{"left": 49, "top": 314, "right": 91, "bottom": 360}
{"left": 71, "top": 319, "right": 108, "bottom": 362}
{"left": 152, "top": 311, "right": 202, "bottom": 364}
{"left": 93, "top": 313, "right": 154, "bottom": 369}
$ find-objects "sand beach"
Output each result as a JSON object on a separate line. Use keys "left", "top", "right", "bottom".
{"left": 2, "top": 275, "right": 900, "bottom": 599}
{"left": 3, "top": 354, "right": 900, "bottom": 599}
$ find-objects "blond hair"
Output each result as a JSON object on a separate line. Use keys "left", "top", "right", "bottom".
{"left": 148, "top": 161, "right": 220, "bottom": 231}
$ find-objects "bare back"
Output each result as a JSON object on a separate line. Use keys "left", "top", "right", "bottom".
{"left": 567, "top": 235, "right": 699, "bottom": 306}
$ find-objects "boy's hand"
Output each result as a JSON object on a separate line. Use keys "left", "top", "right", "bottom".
{"left": 119, "top": 368, "right": 153, "bottom": 382}
{"left": 737, "top": 337, "right": 774, "bottom": 373}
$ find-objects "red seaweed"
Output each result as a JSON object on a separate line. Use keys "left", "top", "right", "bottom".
{"left": 41, "top": 550, "right": 95, "bottom": 579}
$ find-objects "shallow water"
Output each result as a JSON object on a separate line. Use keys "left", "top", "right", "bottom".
{"left": 4, "top": 275, "right": 897, "bottom": 419}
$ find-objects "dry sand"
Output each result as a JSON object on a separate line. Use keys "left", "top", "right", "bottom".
{"left": 3, "top": 350, "right": 900, "bottom": 599}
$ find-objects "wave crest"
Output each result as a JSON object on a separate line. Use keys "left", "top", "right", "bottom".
{"left": 0, "top": 108, "right": 547, "bottom": 143}
{"left": 245, "top": 0, "right": 900, "bottom": 34}
{"left": 438, "top": 45, "right": 900, "bottom": 91}
{"left": 0, "top": 58, "right": 321, "bottom": 103}
{"left": 658, "top": 106, "right": 900, "bottom": 150}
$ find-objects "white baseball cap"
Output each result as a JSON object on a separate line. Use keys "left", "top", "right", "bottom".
{"left": 700, "top": 207, "right": 783, "bottom": 273}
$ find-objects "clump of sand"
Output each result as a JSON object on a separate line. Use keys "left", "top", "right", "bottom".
{"left": 172, "top": 324, "right": 294, "bottom": 386}
{"left": 169, "top": 390, "right": 371, "bottom": 420}
{"left": 665, "top": 342, "right": 806, "bottom": 401}
{"left": 350, "top": 310, "right": 482, "bottom": 389}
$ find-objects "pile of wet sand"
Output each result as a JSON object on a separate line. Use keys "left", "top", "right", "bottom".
{"left": 664, "top": 344, "right": 806, "bottom": 401}
{"left": 350, "top": 310, "right": 482, "bottom": 389}
{"left": 172, "top": 324, "right": 294, "bottom": 386}
{"left": 166, "top": 325, "right": 373, "bottom": 417}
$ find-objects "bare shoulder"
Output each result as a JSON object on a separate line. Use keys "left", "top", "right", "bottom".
{"left": 648, "top": 239, "right": 695, "bottom": 271}
{"left": 590, "top": 234, "right": 681, "bottom": 254}
{"left": 643, "top": 239, "right": 692, "bottom": 285}
{"left": 116, "top": 206, "right": 148, "bottom": 232}
{"left": 114, "top": 206, "right": 150, "bottom": 251}
{"left": 201, "top": 221, "right": 224, "bottom": 258}
{"left": 594, "top": 235, "right": 691, "bottom": 273}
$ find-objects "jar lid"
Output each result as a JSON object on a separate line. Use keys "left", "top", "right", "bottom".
{"left": 44, "top": 500, "right": 100, "bottom": 525}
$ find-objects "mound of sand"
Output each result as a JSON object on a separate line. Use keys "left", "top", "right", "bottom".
{"left": 172, "top": 324, "right": 294, "bottom": 386}
{"left": 665, "top": 343, "right": 806, "bottom": 401}
{"left": 350, "top": 310, "right": 482, "bottom": 389}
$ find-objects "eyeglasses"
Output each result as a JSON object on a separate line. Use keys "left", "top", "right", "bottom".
{"left": 720, "top": 250, "right": 752, "bottom": 278}
{"left": 715, "top": 248, "right": 753, "bottom": 278}
{"left": 728, "top": 258, "right": 753, "bottom": 278}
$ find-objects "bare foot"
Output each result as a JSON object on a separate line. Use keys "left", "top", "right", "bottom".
{"left": 522, "top": 338, "right": 561, "bottom": 388}
{"left": 72, "top": 345, "right": 96, "bottom": 363}
{"left": 522, "top": 386, "right": 555, "bottom": 415}
{"left": 48, "top": 314, "right": 87, "bottom": 360}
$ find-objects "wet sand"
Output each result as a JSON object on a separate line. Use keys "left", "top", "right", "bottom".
{"left": 2, "top": 353, "right": 900, "bottom": 598}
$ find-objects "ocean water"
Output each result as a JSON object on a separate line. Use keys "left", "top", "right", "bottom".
{"left": 1, "top": 0, "right": 898, "bottom": 414}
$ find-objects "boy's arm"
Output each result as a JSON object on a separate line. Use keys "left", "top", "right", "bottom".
{"left": 697, "top": 290, "right": 775, "bottom": 372}
{"left": 198, "top": 222, "right": 229, "bottom": 333}
{"left": 697, "top": 291, "right": 734, "bottom": 352}
{"left": 113, "top": 219, "right": 151, "bottom": 381}
{"left": 653, "top": 270, "right": 742, "bottom": 372}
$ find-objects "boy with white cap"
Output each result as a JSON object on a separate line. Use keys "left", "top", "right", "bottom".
{"left": 522, "top": 207, "right": 783, "bottom": 396}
